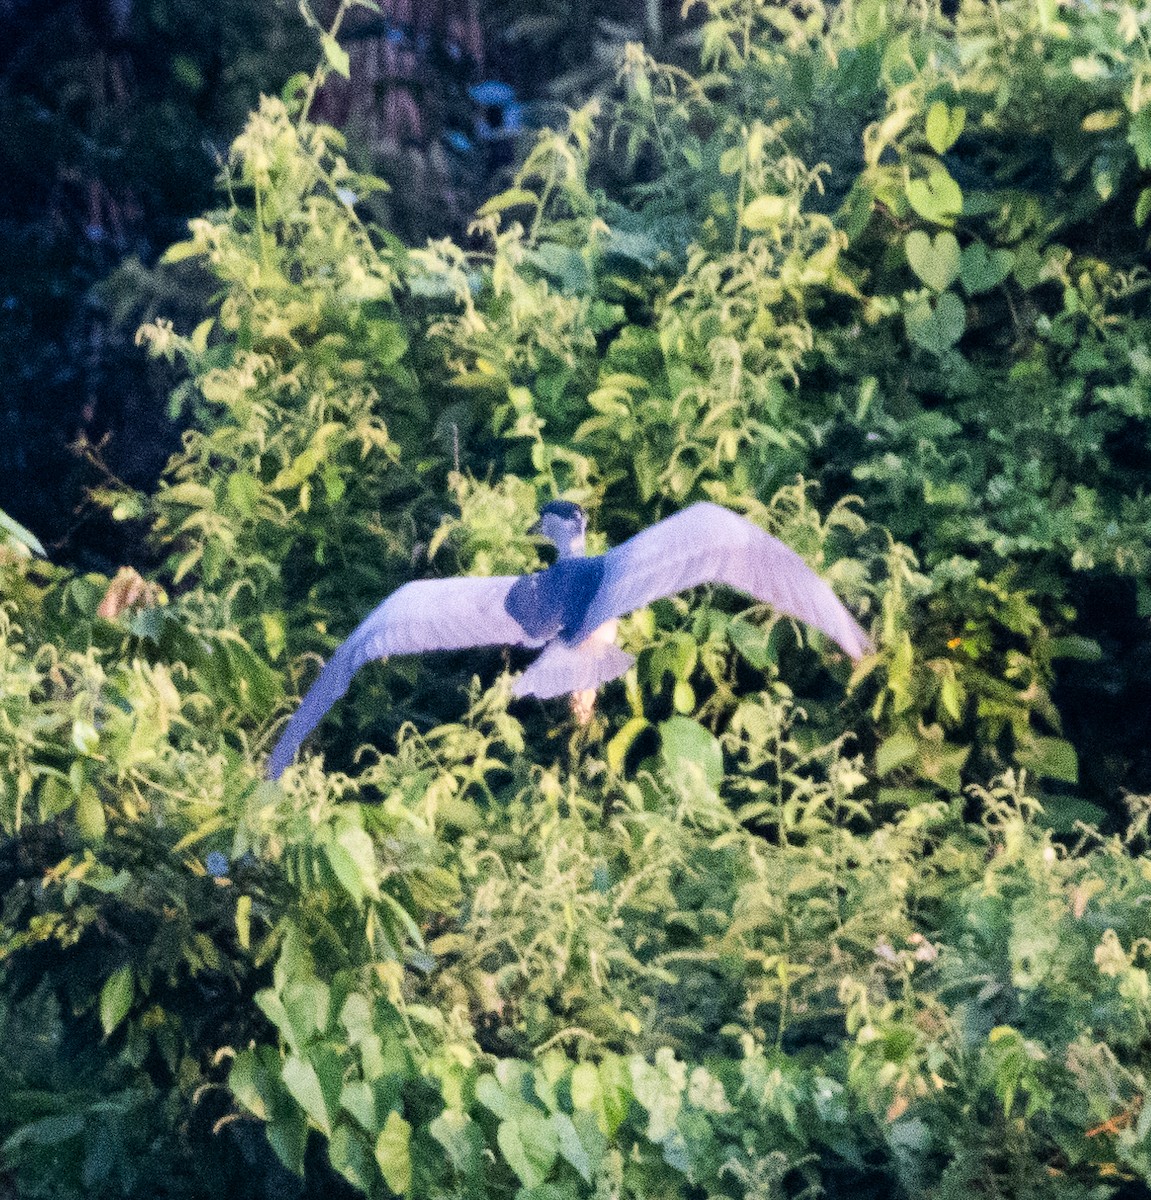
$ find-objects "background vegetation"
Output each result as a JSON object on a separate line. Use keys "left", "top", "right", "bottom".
{"left": 2, "top": 0, "right": 1150, "bottom": 1196}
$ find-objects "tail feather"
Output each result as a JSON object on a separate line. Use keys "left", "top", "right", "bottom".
{"left": 512, "top": 639, "right": 634, "bottom": 700}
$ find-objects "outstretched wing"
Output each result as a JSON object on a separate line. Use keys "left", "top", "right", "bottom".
{"left": 569, "top": 503, "right": 871, "bottom": 660}
{"left": 267, "top": 576, "right": 542, "bottom": 778}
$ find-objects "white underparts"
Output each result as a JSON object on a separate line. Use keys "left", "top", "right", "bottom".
{"left": 512, "top": 619, "right": 632, "bottom": 703}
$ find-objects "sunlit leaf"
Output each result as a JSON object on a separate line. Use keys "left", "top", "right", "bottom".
{"left": 321, "top": 33, "right": 350, "bottom": 79}
{"left": 905, "top": 229, "right": 961, "bottom": 292}
{"left": 375, "top": 1111, "right": 412, "bottom": 1195}
{"left": 99, "top": 966, "right": 133, "bottom": 1036}
{"left": 905, "top": 167, "right": 963, "bottom": 225}
{"left": 925, "top": 101, "right": 965, "bottom": 154}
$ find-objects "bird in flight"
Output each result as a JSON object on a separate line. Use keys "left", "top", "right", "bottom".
{"left": 266, "top": 500, "right": 870, "bottom": 778}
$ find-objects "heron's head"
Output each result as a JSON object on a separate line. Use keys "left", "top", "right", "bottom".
{"left": 531, "top": 500, "right": 587, "bottom": 559}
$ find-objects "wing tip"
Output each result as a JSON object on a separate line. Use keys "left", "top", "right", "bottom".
{"left": 265, "top": 741, "right": 294, "bottom": 781}
{"left": 843, "top": 626, "right": 873, "bottom": 662}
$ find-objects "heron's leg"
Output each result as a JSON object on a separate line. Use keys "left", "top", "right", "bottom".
{"left": 570, "top": 688, "right": 596, "bottom": 725}
{"left": 568, "top": 617, "right": 620, "bottom": 725}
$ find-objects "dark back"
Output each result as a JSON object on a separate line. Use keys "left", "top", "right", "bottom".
{"left": 504, "top": 556, "right": 606, "bottom": 644}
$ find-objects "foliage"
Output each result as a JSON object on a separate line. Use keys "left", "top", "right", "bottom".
{"left": 0, "top": 0, "right": 314, "bottom": 565}
{"left": 3, "top": 0, "right": 1151, "bottom": 1197}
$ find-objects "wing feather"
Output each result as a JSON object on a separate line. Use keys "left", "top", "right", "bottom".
{"left": 267, "top": 576, "right": 540, "bottom": 778}
{"left": 572, "top": 503, "right": 870, "bottom": 660}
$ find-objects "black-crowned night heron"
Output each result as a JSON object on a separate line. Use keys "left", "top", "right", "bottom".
{"left": 266, "top": 500, "right": 870, "bottom": 778}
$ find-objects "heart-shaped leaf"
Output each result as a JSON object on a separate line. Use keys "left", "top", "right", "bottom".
{"left": 925, "top": 101, "right": 966, "bottom": 154}
{"left": 497, "top": 1112, "right": 558, "bottom": 1189}
{"left": 905, "top": 290, "right": 966, "bottom": 354}
{"left": 906, "top": 167, "right": 963, "bottom": 226}
{"left": 375, "top": 1111, "right": 412, "bottom": 1196}
{"left": 960, "top": 243, "right": 1014, "bottom": 295}
{"left": 905, "top": 230, "right": 961, "bottom": 292}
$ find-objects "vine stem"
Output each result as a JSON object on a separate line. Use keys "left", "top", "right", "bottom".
{"left": 298, "top": 0, "right": 357, "bottom": 126}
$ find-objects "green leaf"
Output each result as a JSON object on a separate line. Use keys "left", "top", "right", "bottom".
{"left": 161, "top": 481, "right": 216, "bottom": 509}
{"left": 905, "top": 167, "right": 963, "bottom": 226}
{"left": 282, "top": 1055, "right": 335, "bottom": 1134}
{"left": 76, "top": 785, "right": 107, "bottom": 842}
{"left": 476, "top": 188, "right": 539, "bottom": 217}
{"left": 340, "top": 1080, "right": 378, "bottom": 1133}
{"left": 742, "top": 193, "right": 790, "bottom": 230}
{"left": 607, "top": 717, "right": 649, "bottom": 773}
{"left": 1047, "top": 636, "right": 1102, "bottom": 661}
{"left": 659, "top": 717, "right": 724, "bottom": 791}
{"left": 341, "top": 992, "right": 373, "bottom": 1041}
{"left": 371, "top": 320, "right": 409, "bottom": 367}
{"left": 916, "top": 732, "right": 970, "bottom": 791}
{"left": 1136, "top": 186, "right": 1151, "bottom": 227}
{"left": 236, "top": 894, "right": 251, "bottom": 950}
{"left": 475, "top": 1074, "right": 509, "bottom": 1119}
{"left": 1133, "top": 105, "right": 1151, "bottom": 167}
{"left": 190, "top": 316, "right": 214, "bottom": 353}
{"left": 338, "top": 825, "right": 379, "bottom": 898}
{"left": 255, "top": 989, "right": 297, "bottom": 1048}
{"left": 159, "top": 238, "right": 201, "bottom": 264}
{"left": 876, "top": 730, "right": 918, "bottom": 777}
{"left": 321, "top": 33, "right": 350, "bottom": 79}
{"left": 939, "top": 669, "right": 963, "bottom": 723}
{"left": 375, "top": 1111, "right": 412, "bottom": 1195}
{"left": 2, "top": 1112, "right": 84, "bottom": 1150}
{"left": 99, "top": 965, "right": 133, "bottom": 1036}
{"left": 1037, "top": 795, "right": 1107, "bottom": 833}
{"left": 552, "top": 1112, "right": 593, "bottom": 1182}
{"left": 960, "top": 243, "right": 1014, "bottom": 295}
{"left": 570, "top": 1063, "right": 602, "bottom": 1114}
{"left": 925, "top": 101, "right": 965, "bottom": 154}
{"left": 0, "top": 508, "right": 46, "bottom": 556}
{"left": 497, "top": 1112, "right": 558, "bottom": 1189}
{"left": 281, "top": 979, "right": 331, "bottom": 1045}
{"left": 322, "top": 831, "right": 371, "bottom": 905}
{"left": 229, "top": 1050, "right": 267, "bottom": 1120}
{"left": 1017, "top": 736, "right": 1078, "bottom": 784}
{"left": 672, "top": 679, "right": 695, "bottom": 713}
{"left": 429, "top": 1108, "right": 483, "bottom": 1176}
{"left": 329, "top": 1123, "right": 374, "bottom": 1193}
{"left": 649, "top": 632, "right": 698, "bottom": 686}
{"left": 728, "top": 618, "right": 775, "bottom": 669}
{"left": 630, "top": 1050, "right": 686, "bottom": 1143}
{"left": 905, "top": 230, "right": 961, "bottom": 292}
{"left": 72, "top": 719, "right": 100, "bottom": 755}
{"left": 267, "top": 1110, "right": 308, "bottom": 1176}
{"left": 1082, "top": 108, "right": 1124, "bottom": 132}
{"left": 904, "top": 290, "right": 965, "bottom": 353}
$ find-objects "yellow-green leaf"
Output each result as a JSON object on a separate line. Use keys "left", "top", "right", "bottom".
{"left": 477, "top": 188, "right": 539, "bottom": 217}
{"left": 375, "top": 1111, "right": 412, "bottom": 1195}
{"left": 1136, "top": 186, "right": 1151, "bottom": 227}
{"left": 236, "top": 894, "right": 252, "bottom": 950}
{"left": 190, "top": 317, "right": 215, "bottom": 353}
{"left": 321, "top": 33, "right": 350, "bottom": 79}
{"left": 1081, "top": 109, "right": 1123, "bottom": 132}
{"left": 742, "top": 194, "right": 790, "bottom": 230}
{"left": 607, "top": 717, "right": 649, "bottom": 773}
{"left": 100, "top": 966, "right": 134, "bottom": 1036}
{"left": 76, "top": 785, "right": 107, "bottom": 842}
{"left": 876, "top": 730, "right": 917, "bottom": 777}
{"left": 925, "top": 102, "right": 965, "bottom": 154}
